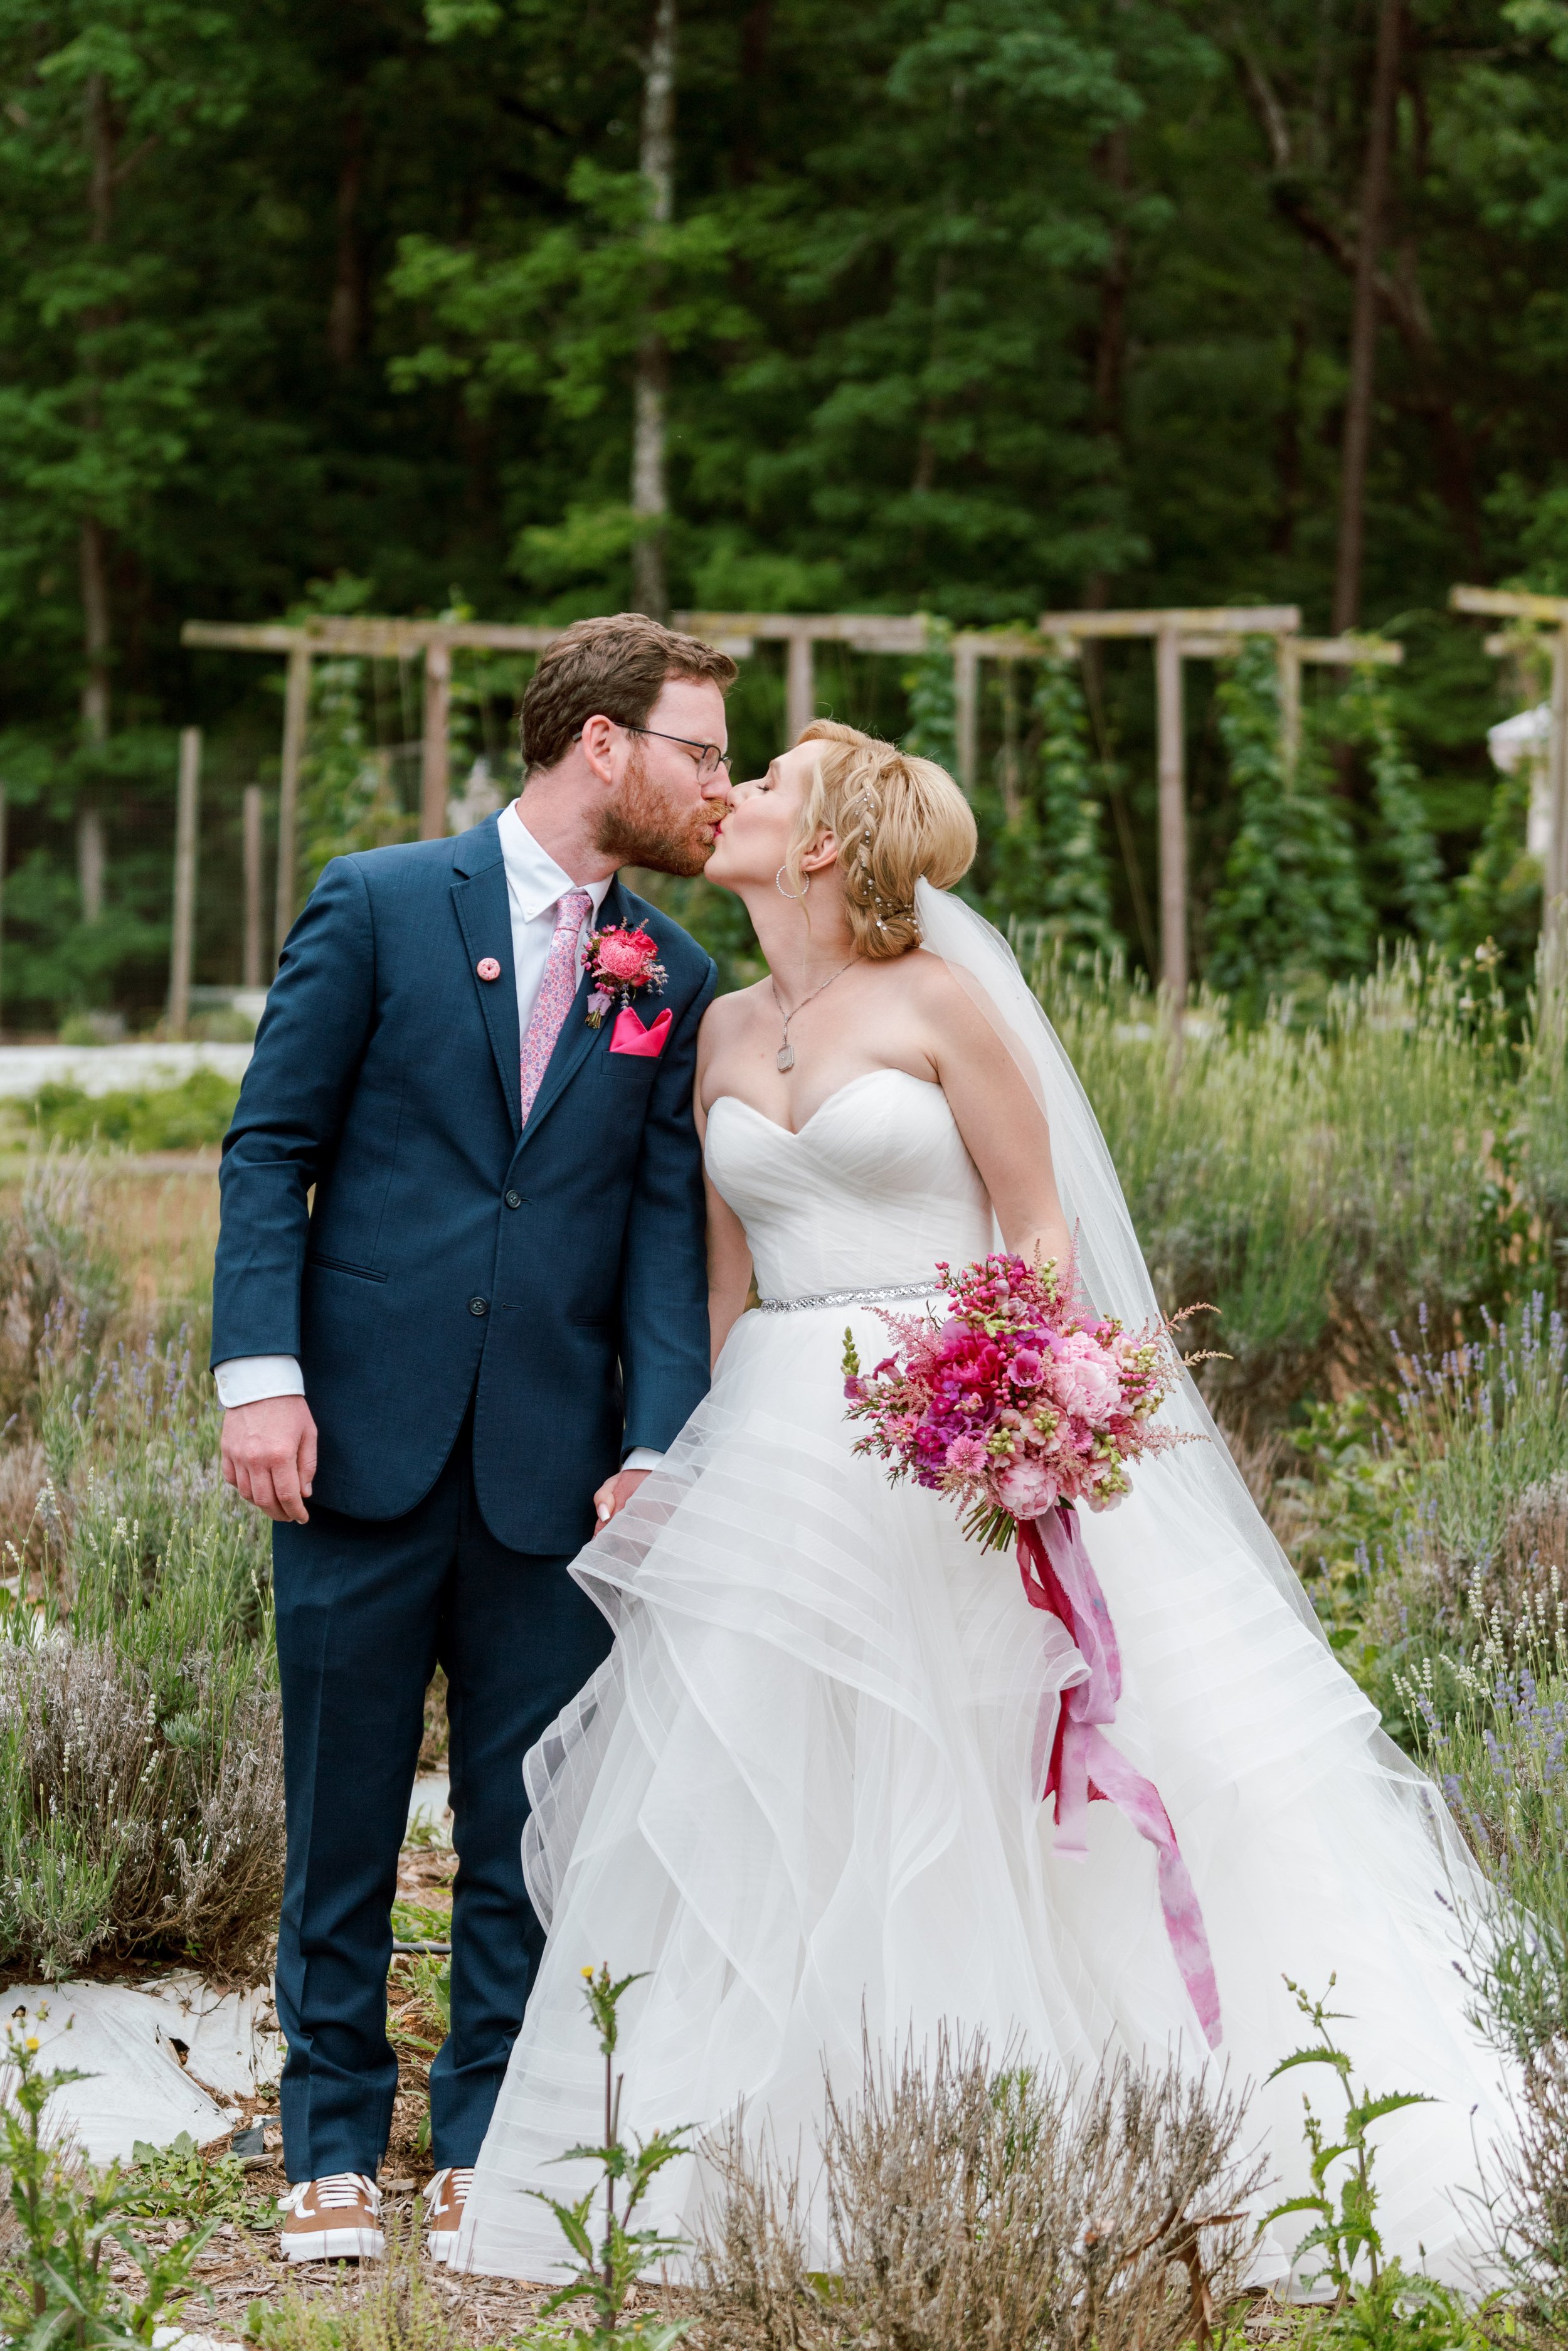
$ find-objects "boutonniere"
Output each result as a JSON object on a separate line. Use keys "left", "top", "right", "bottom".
{"left": 583, "top": 923, "right": 668, "bottom": 1028}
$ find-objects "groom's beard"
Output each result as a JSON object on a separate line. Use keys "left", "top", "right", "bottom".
{"left": 595, "top": 743, "right": 715, "bottom": 878}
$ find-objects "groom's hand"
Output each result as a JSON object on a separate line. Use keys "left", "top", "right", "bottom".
{"left": 222, "top": 1396, "right": 319, "bottom": 1524}
{"left": 591, "top": 1467, "right": 649, "bottom": 1536}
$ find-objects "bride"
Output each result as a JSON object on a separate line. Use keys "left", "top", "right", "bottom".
{"left": 456, "top": 719, "right": 1509, "bottom": 2286}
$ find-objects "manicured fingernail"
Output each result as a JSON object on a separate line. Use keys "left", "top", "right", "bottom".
{"left": 597, "top": 1504, "right": 612, "bottom": 1521}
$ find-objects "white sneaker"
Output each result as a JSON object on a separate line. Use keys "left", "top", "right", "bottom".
{"left": 422, "top": 2165, "right": 474, "bottom": 2265}
{"left": 278, "top": 2172, "right": 385, "bottom": 2261}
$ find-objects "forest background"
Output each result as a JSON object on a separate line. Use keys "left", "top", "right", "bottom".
{"left": 4, "top": 0, "right": 1568, "bottom": 1024}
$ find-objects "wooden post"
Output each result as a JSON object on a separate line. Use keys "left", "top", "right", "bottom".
{"left": 77, "top": 809, "right": 105, "bottom": 923}
{"left": 169, "top": 726, "right": 201, "bottom": 1038}
{"left": 242, "top": 783, "right": 265, "bottom": 989}
{"left": 1278, "top": 635, "right": 1302, "bottom": 778}
{"left": 275, "top": 643, "right": 310, "bottom": 957}
{"left": 1155, "top": 623, "right": 1186, "bottom": 1007}
{"left": 1550, "top": 625, "right": 1568, "bottom": 928}
{"left": 421, "top": 642, "right": 452, "bottom": 840}
{"left": 953, "top": 635, "right": 980, "bottom": 795}
{"left": 785, "top": 630, "right": 813, "bottom": 744}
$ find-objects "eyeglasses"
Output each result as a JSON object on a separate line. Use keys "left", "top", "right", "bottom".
{"left": 625, "top": 726, "right": 733, "bottom": 780}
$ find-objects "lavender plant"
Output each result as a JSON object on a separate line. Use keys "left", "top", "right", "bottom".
{"left": 0, "top": 1308, "right": 282, "bottom": 1979}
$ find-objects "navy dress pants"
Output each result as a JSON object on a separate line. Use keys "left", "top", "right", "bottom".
{"left": 271, "top": 1415, "right": 612, "bottom": 2179}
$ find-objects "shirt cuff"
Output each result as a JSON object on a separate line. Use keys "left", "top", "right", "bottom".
{"left": 214, "top": 1355, "right": 306, "bottom": 1409}
{"left": 622, "top": 1447, "right": 665, "bottom": 1473}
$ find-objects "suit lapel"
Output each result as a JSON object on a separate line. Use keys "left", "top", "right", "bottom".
{"left": 451, "top": 819, "right": 522, "bottom": 1141}
{"left": 516, "top": 875, "right": 635, "bottom": 1150}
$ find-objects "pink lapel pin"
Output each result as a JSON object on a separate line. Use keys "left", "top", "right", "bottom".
{"left": 476, "top": 957, "right": 501, "bottom": 982}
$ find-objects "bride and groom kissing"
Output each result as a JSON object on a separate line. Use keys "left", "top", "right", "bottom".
{"left": 213, "top": 611, "right": 1508, "bottom": 2289}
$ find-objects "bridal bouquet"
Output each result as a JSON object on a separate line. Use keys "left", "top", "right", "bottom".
{"left": 841, "top": 1251, "right": 1223, "bottom": 2051}
{"left": 839, "top": 1250, "right": 1191, "bottom": 1551}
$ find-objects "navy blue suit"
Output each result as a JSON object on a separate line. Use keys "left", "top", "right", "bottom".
{"left": 211, "top": 814, "right": 714, "bottom": 2176}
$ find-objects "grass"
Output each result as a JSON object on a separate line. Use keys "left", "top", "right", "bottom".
{"left": 1032, "top": 939, "right": 1564, "bottom": 1420}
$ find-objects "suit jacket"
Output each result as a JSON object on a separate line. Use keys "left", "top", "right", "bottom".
{"left": 209, "top": 814, "right": 716, "bottom": 1553}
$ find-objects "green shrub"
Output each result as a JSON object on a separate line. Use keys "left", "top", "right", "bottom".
{"left": 27, "top": 1068, "right": 241, "bottom": 1153}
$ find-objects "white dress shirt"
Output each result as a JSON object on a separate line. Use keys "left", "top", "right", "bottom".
{"left": 215, "top": 807, "right": 664, "bottom": 1472}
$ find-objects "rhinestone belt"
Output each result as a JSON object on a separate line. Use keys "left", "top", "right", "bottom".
{"left": 757, "top": 1278, "right": 939, "bottom": 1315}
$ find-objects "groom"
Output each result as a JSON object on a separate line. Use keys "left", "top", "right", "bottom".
{"left": 211, "top": 612, "right": 736, "bottom": 2264}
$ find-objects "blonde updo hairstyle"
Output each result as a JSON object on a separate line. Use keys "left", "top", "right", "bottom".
{"left": 782, "top": 719, "right": 977, "bottom": 958}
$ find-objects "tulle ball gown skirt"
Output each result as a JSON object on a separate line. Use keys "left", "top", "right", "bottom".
{"left": 455, "top": 1293, "right": 1512, "bottom": 2288}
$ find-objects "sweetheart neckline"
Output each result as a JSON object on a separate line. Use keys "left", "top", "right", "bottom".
{"left": 706, "top": 1066, "right": 941, "bottom": 1142}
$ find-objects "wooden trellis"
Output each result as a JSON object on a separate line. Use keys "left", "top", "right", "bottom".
{"left": 1451, "top": 583, "right": 1568, "bottom": 918}
{"left": 1023, "top": 610, "right": 1401, "bottom": 1002}
{"left": 183, "top": 608, "right": 924, "bottom": 958}
{"left": 185, "top": 603, "right": 1402, "bottom": 998}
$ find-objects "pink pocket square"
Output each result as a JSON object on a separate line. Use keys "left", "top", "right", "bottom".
{"left": 609, "top": 1004, "right": 672, "bottom": 1057}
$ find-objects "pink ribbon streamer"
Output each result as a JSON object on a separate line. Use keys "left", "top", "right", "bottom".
{"left": 1018, "top": 1506, "right": 1223, "bottom": 2051}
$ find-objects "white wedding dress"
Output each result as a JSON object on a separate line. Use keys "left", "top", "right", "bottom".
{"left": 457, "top": 894, "right": 1510, "bottom": 2291}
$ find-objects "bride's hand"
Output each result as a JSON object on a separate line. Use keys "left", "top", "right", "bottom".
{"left": 592, "top": 1466, "right": 649, "bottom": 1535}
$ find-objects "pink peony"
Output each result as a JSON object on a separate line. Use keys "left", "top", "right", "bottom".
{"left": 1051, "top": 1330, "right": 1121, "bottom": 1420}
{"left": 997, "top": 1460, "right": 1059, "bottom": 1519}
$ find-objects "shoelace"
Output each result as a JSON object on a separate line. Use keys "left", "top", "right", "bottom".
{"left": 423, "top": 2165, "right": 474, "bottom": 2214}
{"left": 281, "top": 2172, "right": 382, "bottom": 2217}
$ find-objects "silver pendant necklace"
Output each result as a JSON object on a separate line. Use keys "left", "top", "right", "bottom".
{"left": 771, "top": 958, "right": 857, "bottom": 1071}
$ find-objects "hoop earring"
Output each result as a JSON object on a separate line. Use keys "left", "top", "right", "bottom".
{"left": 776, "top": 866, "right": 810, "bottom": 900}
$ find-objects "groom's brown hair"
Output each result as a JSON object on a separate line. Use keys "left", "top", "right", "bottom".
{"left": 521, "top": 612, "right": 738, "bottom": 774}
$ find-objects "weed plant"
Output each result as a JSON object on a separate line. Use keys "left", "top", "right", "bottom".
{"left": 0, "top": 2017, "right": 214, "bottom": 2348}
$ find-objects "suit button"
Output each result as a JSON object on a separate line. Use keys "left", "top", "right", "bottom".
{"left": 504, "top": 1190, "right": 522, "bottom": 1210}
{"left": 469, "top": 1296, "right": 489, "bottom": 1317}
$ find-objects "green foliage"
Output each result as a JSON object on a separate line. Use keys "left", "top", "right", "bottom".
{"left": 1338, "top": 677, "right": 1447, "bottom": 942}
{"left": 1030, "top": 654, "right": 1118, "bottom": 958}
{"left": 1263, "top": 1977, "right": 1433, "bottom": 2303}
{"left": 899, "top": 624, "right": 959, "bottom": 777}
{"left": 976, "top": 654, "right": 1118, "bottom": 954}
{"left": 1448, "top": 763, "right": 1541, "bottom": 972}
{"left": 1206, "top": 642, "right": 1372, "bottom": 1019}
{"left": 27, "top": 1070, "right": 240, "bottom": 1153}
{"left": 1034, "top": 942, "right": 1540, "bottom": 1417}
{"left": 0, "top": 2017, "right": 214, "bottom": 2348}
{"left": 522, "top": 1964, "right": 694, "bottom": 2351}
{"left": 121, "top": 2133, "right": 268, "bottom": 2232}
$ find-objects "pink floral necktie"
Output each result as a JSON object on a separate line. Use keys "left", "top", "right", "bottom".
{"left": 519, "top": 888, "right": 593, "bottom": 1125}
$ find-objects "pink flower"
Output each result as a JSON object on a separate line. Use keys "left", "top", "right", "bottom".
{"left": 1051, "top": 1330, "right": 1121, "bottom": 1420}
{"left": 593, "top": 926, "right": 662, "bottom": 984}
{"left": 997, "top": 1460, "right": 1059, "bottom": 1519}
{"left": 945, "top": 1433, "right": 989, "bottom": 1473}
